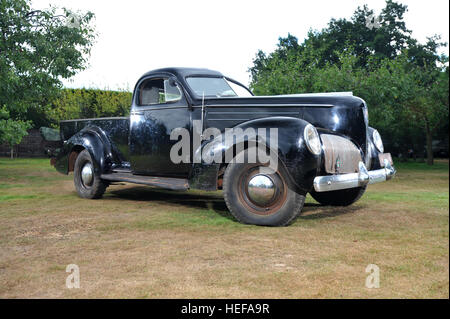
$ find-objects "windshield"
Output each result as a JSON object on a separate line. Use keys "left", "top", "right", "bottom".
{"left": 186, "top": 77, "right": 252, "bottom": 98}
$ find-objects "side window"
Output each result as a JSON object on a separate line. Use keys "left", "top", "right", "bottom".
{"left": 138, "top": 78, "right": 182, "bottom": 106}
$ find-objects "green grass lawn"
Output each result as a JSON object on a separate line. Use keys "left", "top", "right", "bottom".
{"left": 0, "top": 157, "right": 448, "bottom": 298}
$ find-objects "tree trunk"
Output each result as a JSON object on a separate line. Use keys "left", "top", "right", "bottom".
{"left": 425, "top": 123, "right": 434, "bottom": 165}
{"left": 10, "top": 146, "right": 13, "bottom": 159}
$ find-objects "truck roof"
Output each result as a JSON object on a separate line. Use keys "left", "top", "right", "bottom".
{"left": 137, "top": 68, "right": 365, "bottom": 107}
{"left": 141, "top": 67, "right": 224, "bottom": 79}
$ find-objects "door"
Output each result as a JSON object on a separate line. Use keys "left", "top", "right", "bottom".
{"left": 129, "top": 76, "right": 191, "bottom": 177}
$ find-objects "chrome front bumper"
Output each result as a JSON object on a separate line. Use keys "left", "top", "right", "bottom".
{"left": 313, "top": 159, "right": 396, "bottom": 192}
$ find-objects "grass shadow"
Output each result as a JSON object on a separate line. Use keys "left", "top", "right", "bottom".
{"left": 299, "top": 203, "right": 363, "bottom": 220}
{"left": 108, "top": 186, "right": 364, "bottom": 222}
{"left": 108, "top": 186, "right": 235, "bottom": 221}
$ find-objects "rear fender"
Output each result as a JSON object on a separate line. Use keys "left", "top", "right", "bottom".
{"left": 57, "top": 126, "right": 113, "bottom": 175}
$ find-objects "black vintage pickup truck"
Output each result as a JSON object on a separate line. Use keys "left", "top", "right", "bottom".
{"left": 49, "top": 67, "right": 395, "bottom": 226}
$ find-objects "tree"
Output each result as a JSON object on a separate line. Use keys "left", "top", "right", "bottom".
{"left": 249, "top": 0, "right": 449, "bottom": 164}
{"left": 250, "top": 0, "right": 412, "bottom": 84}
{"left": 0, "top": 106, "right": 31, "bottom": 158}
{"left": 0, "top": 0, "right": 96, "bottom": 156}
{"left": 399, "top": 59, "right": 448, "bottom": 165}
{"left": 362, "top": 52, "right": 449, "bottom": 164}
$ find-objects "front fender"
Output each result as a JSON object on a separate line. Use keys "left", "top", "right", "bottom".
{"left": 193, "top": 116, "right": 321, "bottom": 192}
{"left": 240, "top": 117, "right": 321, "bottom": 192}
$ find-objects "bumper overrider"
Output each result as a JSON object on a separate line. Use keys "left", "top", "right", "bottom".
{"left": 313, "top": 158, "right": 396, "bottom": 192}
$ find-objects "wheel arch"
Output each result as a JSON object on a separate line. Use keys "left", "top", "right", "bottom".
{"left": 190, "top": 116, "right": 321, "bottom": 193}
{"left": 64, "top": 126, "right": 113, "bottom": 175}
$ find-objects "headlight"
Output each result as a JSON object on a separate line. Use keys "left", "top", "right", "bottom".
{"left": 372, "top": 129, "right": 384, "bottom": 153}
{"left": 304, "top": 124, "right": 321, "bottom": 155}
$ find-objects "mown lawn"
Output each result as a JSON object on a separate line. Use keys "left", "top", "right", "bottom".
{"left": 0, "top": 157, "right": 448, "bottom": 298}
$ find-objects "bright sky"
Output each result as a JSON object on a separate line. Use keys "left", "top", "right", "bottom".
{"left": 32, "top": 0, "right": 450, "bottom": 91}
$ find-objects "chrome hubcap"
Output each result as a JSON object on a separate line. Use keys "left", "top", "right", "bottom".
{"left": 81, "top": 163, "right": 93, "bottom": 186}
{"left": 247, "top": 174, "right": 276, "bottom": 206}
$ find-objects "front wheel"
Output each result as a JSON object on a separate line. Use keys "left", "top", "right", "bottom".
{"left": 223, "top": 150, "right": 305, "bottom": 226}
{"left": 309, "top": 186, "right": 366, "bottom": 206}
{"left": 74, "top": 149, "right": 107, "bottom": 199}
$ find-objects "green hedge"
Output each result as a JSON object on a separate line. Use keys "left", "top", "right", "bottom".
{"left": 45, "top": 88, "right": 132, "bottom": 126}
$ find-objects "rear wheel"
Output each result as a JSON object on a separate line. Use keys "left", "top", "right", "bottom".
{"left": 74, "top": 149, "right": 107, "bottom": 199}
{"left": 223, "top": 150, "right": 305, "bottom": 226}
{"left": 309, "top": 186, "right": 366, "bottom": 206}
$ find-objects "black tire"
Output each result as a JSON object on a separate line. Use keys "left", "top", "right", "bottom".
{"left": 223, "top": 150, "right": 305, "bottom": 226}
{"left": 74, "top": 149, "right": 107, "bottom": 199}
{"left": 309, "top": 186, "right": 366, "bottom": 206}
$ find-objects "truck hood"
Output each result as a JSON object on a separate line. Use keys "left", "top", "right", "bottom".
{"left": 203, "top": 94, "right": 368, "bottom": 154}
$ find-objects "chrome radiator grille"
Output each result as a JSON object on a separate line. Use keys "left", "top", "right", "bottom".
{"left": 320, "top": 134, "right": 362, "bottom": 174}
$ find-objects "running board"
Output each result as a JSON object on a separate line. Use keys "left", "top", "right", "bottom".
{"left": 101, "top": 172, "right": 189, "bottom": 191}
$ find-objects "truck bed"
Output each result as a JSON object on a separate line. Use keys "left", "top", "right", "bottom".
{"left": 60, "top": 117, "right": 130, "bottom": 162}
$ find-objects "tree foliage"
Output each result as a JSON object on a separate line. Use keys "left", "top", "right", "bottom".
{"left": 0, "top": 0, "right": 96, "bottom": 156}
{"left": 249, "top": 0, "right": 449, "bottom": 164}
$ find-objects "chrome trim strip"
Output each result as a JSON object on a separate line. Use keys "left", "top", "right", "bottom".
{"left": 207, "top": 111, "right": 300, "bottom": 115}
{"left": 207, "top": 118, "right": 259, "bottom": 121}
{"left": 60, "top": 117, "right": 129, "bottom": 122}
{"left": 313, "top": 159, "right": 396, "bottom": 192}
{"left": 198, "top": 103, "right": 335, "bottom": 108}
{"left": 131, "top": 105, "right": 189, "bottom": 112}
